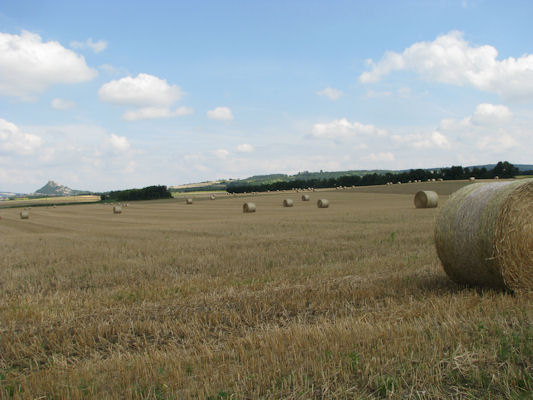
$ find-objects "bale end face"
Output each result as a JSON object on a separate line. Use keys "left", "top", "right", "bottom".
{"left": 435, "top": 179, "right": 533, "bottom": 291}
{"left": 317, "top": 199, "right": 329, "bottom": 208}
{"left": 243, "top": 202, "right": 256, "bottom": 213}
{"left": 414, "top": 191, "right": 439, "bottom": 208}
{"left": 20, "top": 211, "right": 29, "bottom": 219}
{"left": 210, "top": 195, "right": 216, "bottom": 200}
{"left": 186, "top": 198, "right": 193, "bottom": 204}
{"left": 283, "top": 199, "right": 294, "bottom": 207}
{"left": 113, "top": 206, "right": 122, "bottom": 214}
{"left": 301, "top": 194, "right": 310, "bottom": 201}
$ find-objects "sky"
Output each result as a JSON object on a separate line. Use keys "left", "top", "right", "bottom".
{"left": 1, "top": 0, "right": 532, "bottom": 193}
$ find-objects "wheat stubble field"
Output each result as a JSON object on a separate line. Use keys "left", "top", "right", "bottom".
{"left": 0, "top": 183, "right": 531, "bottom": 399}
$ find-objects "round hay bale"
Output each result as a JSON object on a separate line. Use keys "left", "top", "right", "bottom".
{"left": 301, "top": 194, "right": 310, "bottom": 201}
{"left": 435, "top": 179, "right": 533, "bottom": 291}
{"left": 317, "top": 199, "right": 329, "bottom": 208}
{"left": 20, "top": 211, "right": 29, "bottom": 219}
{"left": 243, "top": 202, "right": 256, "bottom": 213}
{"left": 469, "top": 177, "right": 476, "bottom": 181}
{"left": 210, "top": 194, "right": 216, "bottom": 200}
{"left": 113, "top": 206, "right": 122, "bottom": 214}
{"left": 186, "top": 198, "right": 193, "bottom": 204}
{"left": 414, "top": 191, "right": 439, "bottom": 208}
{"left": 283, "top": 198, "right": 294, "bottom": 207}
{"left": 495, "top": 176, "right": 499, "bottom": 180}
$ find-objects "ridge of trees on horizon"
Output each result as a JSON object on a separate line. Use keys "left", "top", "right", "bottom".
{"left": 101, "top": 185, "right": 172, "bottom": 202}
{"left": 226, "top": 161, "right": 524, "bottom": 193}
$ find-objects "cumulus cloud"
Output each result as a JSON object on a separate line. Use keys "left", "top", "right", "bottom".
{"left": 471, "top": 103, "right": 512, "bottom": 125}
{"left": 123, "top": 106, "right": 194, "bottom": 121}
{"left": 0, "top": 30, "right": 97, "bottom": 100}
{"left": 99, "top": 73, "right": 183, "bottom": 107}
{"left": 212, "top": 149, "right": 229, "bottom": 159}
{"left": 392, "top": 131, "right": 451, "bottom": 149}
{"left": 316, "top": 87, "right": 343, "bottom": 100}
{"left": 312, "top": 118, "right": 387, "bottom": 139}
{"left": 106, "top": 134, "right": 130, "bottom": 152}
{"left": 51, "top": 98, "right": 75, "bottom": 110}
{"left": 0, "top": 118, "right": 43, "bottom": 155}
{"left": 99, "top": 73, "right": 192, "bottom": 120}
{"left": 236, "top": 143, "right": 254, "bottom": 152}
{"left": 70, "top": 38, "right": 108, "bottom": 53}
{"left": 359, "top": 31, "right": 533, "bottom": 99}
{"left": 207, "top": 107, "right": 234, "bottom": 121}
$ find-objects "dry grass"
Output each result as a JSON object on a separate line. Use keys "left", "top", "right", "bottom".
{"left": 0, "top": 190, "right": 531, "bottom": 399}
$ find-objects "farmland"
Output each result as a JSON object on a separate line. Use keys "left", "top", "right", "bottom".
{"left": 0, "top": 181, "right": 531, "bottom": 399}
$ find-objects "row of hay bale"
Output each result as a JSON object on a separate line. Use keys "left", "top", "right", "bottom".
{"left": 243, "top": 198, "right": 329, "bottom": 213}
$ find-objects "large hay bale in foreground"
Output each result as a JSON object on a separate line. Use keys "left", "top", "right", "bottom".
{"left": 435, "top": 179, "right": 533, "bottom": 291}
{"left": 20, "top": 211, "right": 29, "bottom": 219}
{"left": 317, "top": 199, "right": 329, "bottom": 208}
{"left": 186, "top": 198, "right": 193, "bottom": 204}
{"left": 243, "top": 202, "right": 256, "bottom": 213}
{"left": 414, "top": 191, "right": 439, "bottom": 208}
{"left": 301, "top": 194, "right": 310, "bottom": 201}
{"left": 283, "top": 199, "right": 293, "bottom": 207}
{"left": 113, "top": 206, "right": 122, "bottom": 214}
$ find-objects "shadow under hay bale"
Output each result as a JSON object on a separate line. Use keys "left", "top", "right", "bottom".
{"left": 243, "top": 202, "right": 256, "bottom": 213}
{"left": 435, "top": 179, "right": 533, "bottom": 291}
{"left": 414, "top": 191, "right": 439, "bottom": 208}
{"left": 317, "top": 199, "right": 329, "bottom": 208}
{"left": 283, "top": 199, "right": 293, "bottom": 207}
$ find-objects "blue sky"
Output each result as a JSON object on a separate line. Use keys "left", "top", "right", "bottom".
{"left": 1, "top": 0, "right": 532, "bottom": 192}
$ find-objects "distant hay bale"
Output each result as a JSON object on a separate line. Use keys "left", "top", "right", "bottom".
{"left": 435, "top": 179, "right": 533, "bottom": 291}
{"left": 210, "top": 194, "right": 216, "bottom": 200}
{"left": 414, "top": 191, "right": 439, "bottom": 208}
{"left": 186, "top": 198, "right": 193, "bottom": 204}
{"left": 317, "top": 199, "right": 329, "bottom": 208}
{"left": 283, "top": 199, "right": 294, "bottom": 207}
{"left": 301, "top": 194, "right": 310, "bottom": 201}
{"left": 243, "top": 202, "right": 256, "bottom": 213}
{"left": 469, "top": 177, "right": 476, "bottom": 181}
{"left": 113, "top": 206, "right": 122, "bottom": 214}
{"left": 438, "top": 178, "right": 444, "bottom": 182}
{"left": 20, "top": 211, "right": 29, "bottom": 219}
{"left": 495, "top": 176, "right": 499, "bottom": 180}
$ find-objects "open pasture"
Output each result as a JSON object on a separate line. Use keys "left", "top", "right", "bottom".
{"left": 0, "top": 189, "right": 531, "bottom": 399}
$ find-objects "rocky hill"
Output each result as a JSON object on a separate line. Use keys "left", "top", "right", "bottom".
{"left": 34, "top": 180, "right": 89, "bottom": 196}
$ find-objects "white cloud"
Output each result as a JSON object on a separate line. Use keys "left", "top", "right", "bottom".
{"left": 477, "top": 134, "right": 518, "bottom": 152}
{"left": 70, "top": 38, "right": 108, "bottom": 53}
{"left": 99, "top": 73, "right": 183, "bottom": 107}
{"left": 365, "top": 152, "right": 395, "bottom": 162}
{"left": 364, "top": 89, "right": 392, "bottom": 98}
{"left": 123, "top": 106, "right": 194, "bottom": 121}
{"left": 312, "top": 118, "right": 387, "bottom": 139}
{"left": 51, "top": 98, "right": 75, "bottom": 110}
{"left": 236, "top": 143, "right": 254, "bottom": 152}
{"left": 0, "top": 118, "right": 43, "bottom": 155}
{"left": 359, "top": 31, "right": 533, "bottom": 99}
{"left": 207, "top": 107, "right": 234, "bottom": 121}
{"left": 212, "top": 149, "right": 229, "bottom": 159}
{"left": 0, "top": 30, "right": 97, "bottom": 100}
{"left": 316, "top": 87, "right": 343, "bottom": 100}
{"left": 472, "top": 103, "right": 512, "bottom": 125}
{"left": 106, "top": 134, "right": 130, "bottom": 152}
{"left": 392, "top": 131, "right": 450, "bottom": 149}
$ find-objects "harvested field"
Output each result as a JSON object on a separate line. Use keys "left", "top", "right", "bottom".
{"left": 0, "top": 188, "right": 531, "bottom": 399}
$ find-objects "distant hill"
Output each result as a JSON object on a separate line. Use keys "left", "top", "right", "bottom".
{"left": 34, "top": 180, "right": 90, "bottom": 196}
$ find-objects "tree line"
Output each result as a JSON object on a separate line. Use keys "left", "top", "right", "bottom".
{"left": 226, "top": 161, "right": 521, "bottom": 193}
{"left": 100, "top": 185, "right": 172, "bottom": 201}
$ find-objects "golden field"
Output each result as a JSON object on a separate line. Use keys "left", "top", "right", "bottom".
{"left": 0, "top": 182, "right": 531, "bottom": 399}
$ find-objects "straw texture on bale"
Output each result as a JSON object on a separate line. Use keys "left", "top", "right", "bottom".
{"left": 317, "top": 199, "right": 329, "bottom": 208}
{"left": 301, "top": 194, "right": 310, "bottom": 201}
{"left": 435, "top": 179, "right": 533, "bottom": 291}
{"left": 113, "top": 206, "right": 122, "bottom": 214}
{"left": 20, "top": 211, "right": 29, "bottom": 219}
{"left": 414, "top": 191, "right": 439, "bottom": 208}
{"left": 243, "top": 202, "right": 256, "bottom": 213}
{"left": 283, "top": 199, "right": 294, "bottom": 207}
{"left": 186, "top": 198, "right": 193, "bottom": 204}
